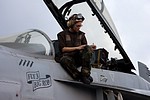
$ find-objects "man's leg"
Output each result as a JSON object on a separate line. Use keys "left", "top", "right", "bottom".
{"left": 60, "top": 56, "right": 80, "bottom": 80}
{"left": 81, "top": 45, "right": 93, "bottom": 84}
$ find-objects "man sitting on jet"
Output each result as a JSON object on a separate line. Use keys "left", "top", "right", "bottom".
{"left": 57, "top": 13, "right": 96, "bottom": 84}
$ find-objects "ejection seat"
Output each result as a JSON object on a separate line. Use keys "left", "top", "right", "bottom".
{"left": 52, "top": 40, "right": 61, "bottom": 62}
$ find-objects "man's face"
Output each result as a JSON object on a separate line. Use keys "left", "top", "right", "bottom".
{"left": 72, "top": 21, "right": 83, "bottom": 32}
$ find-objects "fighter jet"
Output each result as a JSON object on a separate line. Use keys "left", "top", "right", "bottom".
{"left": 0, "top": 0, "right": 149, "bottom": 100}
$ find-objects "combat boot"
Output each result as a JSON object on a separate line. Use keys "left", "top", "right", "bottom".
{"left": 81, "top": 75, "right": 93, "bottom": 84}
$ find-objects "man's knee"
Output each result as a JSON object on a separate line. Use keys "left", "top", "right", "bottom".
{"left": 84, "top": 45, "right": 93, "bottom": 53}
{"left": 82, "top": 45, "right": 93, "bottom": 62}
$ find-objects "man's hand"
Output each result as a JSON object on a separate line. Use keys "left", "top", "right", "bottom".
{"left": 90, "top": 44, "right": 96, "bottom": 50}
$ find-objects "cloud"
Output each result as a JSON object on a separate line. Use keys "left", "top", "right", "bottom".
{"left": 104, "top": 0, "right": 150, "bottom": 70}
{"left": 0, "top": 0, "right": 61, "bottom": 39}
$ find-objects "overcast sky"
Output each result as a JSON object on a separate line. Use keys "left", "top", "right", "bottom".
{"left": 0, "top": 0, "right": 150, "bottom": 73}
{"left": 104, "top": 0, "right": 150, "bottom": 73}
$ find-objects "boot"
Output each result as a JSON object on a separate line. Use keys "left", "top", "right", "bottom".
{"left": 81, "top": 75, "right": 93, "bottom": 84}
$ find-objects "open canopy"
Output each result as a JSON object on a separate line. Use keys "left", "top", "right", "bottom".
{"left": 44, "top": 0, "right": 135, "bottom": 70}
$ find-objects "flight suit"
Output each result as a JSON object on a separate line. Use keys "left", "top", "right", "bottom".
{"left": 57, "top": 29, "right": 93, "bottom": 82}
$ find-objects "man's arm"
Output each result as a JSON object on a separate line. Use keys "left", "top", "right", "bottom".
{"left": 62, "top": 45, "right": 86, "bottom": 52}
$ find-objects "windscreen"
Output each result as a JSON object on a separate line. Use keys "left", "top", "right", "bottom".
{"left": 0, "top": 29, "right": 53, "bottom": 56}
